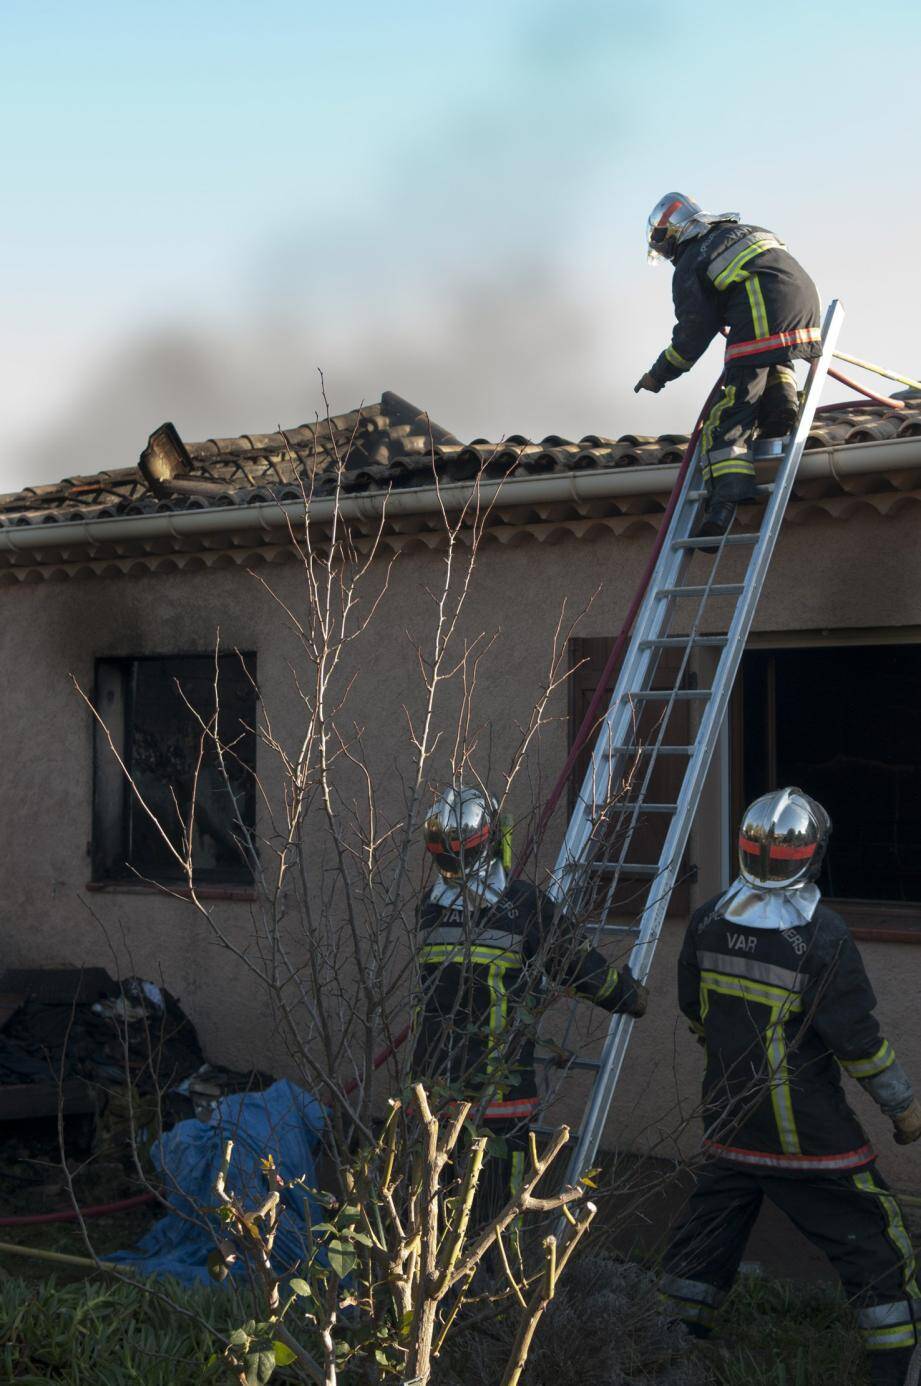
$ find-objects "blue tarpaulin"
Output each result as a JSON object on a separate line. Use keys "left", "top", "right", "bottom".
{"left": 110, "top": 1078, "right": 326, "bottom": 1284}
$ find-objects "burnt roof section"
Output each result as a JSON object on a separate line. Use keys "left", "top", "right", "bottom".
{"left": 2, "top": 388, "right": 921, "bottom": 531}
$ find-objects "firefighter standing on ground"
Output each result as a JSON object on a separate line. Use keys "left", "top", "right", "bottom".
{"left": 635, "top": 192, "right": 822, "bottom": 540}
{"left": 412, "top": 784, "right": 649, "bottom": 1222}
{"left": 660, "top": 787, "right": 921, "bottom": 1386}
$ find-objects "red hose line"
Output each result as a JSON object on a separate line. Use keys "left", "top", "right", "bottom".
{"left": 3, "top": 1024, "right": 414, "bottom": 1225}
{"left": 824, "top": 366, "right": 904, "bottom": 410}
{"left": 340, "top": 1022, "right": 412, "bottom": 1098}
{"left": 511, "top": 375, "right": 725, "bottom": 879}
{"left": 0, "top": 1191, "right": 156, "bottom": 1227}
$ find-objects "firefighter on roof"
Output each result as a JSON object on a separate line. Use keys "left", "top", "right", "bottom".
{"left": 412, "top": 783, "right": 648, "bottom": 1222}
{"left": 635, "top": 192, "right": 821, "bottom": 541}
{"left": 660, "top": 787, "right": 921, "bottom": 1386}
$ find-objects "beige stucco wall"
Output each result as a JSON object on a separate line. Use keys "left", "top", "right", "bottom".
{"left": 2, "top": 502, "right": 921, "bottom": 1184}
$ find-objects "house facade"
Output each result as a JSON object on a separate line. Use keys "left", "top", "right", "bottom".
{"left": 3, "top": 388, "right": 921, "bottom": 1181}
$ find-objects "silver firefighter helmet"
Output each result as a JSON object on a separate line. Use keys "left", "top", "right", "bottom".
{"left": 738, "top": 786, "right": 832, "bottom": 892}
{"left": 423, "top": 784, "right": 497, "bottom": 880}
{"left": 646, "top": 192, "right": 702, "bottom": 263}
{"left": 645, "top": 192, "right": 740, "bottom": 263}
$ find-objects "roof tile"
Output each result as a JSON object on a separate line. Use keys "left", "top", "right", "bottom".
{"left": 1, "top": 390, "right": 920, "bottom": 532}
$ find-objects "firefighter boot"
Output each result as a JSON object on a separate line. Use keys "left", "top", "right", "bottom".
{"left": 696, "top": 479, "right": 758, "bottom": 553}
{"left": 695, "top": 453, "right": 758, "bottom": 553}
{"left": 867, "top": 1345, "right": 914, "bottom": 1385}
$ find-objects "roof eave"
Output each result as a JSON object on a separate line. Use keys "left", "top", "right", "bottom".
{"left": 1, "top": 435, "right": 921, "bottom": 560}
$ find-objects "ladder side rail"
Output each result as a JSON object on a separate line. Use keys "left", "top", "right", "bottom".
{"left": 561, "top": 299, "right": 845, "bottom": 1185}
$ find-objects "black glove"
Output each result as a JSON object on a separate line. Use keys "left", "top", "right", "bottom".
{"left": 634, "top": 371, "right": 663, "bottom": 394}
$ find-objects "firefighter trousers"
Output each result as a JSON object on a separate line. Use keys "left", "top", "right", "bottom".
{"left": 474, "top": 1122, "right": 529, "bottom": 1230}
{"left": 700, "top": 362, "right": 800, "bottom": 506}
{"left": 660, "top": 1159, "right": 920, "bottom": 1385}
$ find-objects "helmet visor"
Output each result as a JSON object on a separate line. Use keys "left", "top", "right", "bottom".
{"left": 424, "top": 814, "right": 491, "bottom": 879}
{"left": 646, "top": 224, "right": 670, "bottom": 265}
{"left": 738, "top": 831, "right": 819, "bottom": 887}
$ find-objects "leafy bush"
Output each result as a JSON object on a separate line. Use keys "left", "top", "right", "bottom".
{"left": 0, "top": 1275, "right": 240, "bottom": 1385}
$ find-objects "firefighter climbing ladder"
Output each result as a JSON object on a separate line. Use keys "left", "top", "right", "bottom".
{"left": 540, "top": 299, "right": 845, "bottom": 1189}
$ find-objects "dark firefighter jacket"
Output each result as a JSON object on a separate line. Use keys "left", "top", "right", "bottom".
{"left": 649, "top": 221, "right": 821, "bottom": 388}
{"left": 679, "top": 895, "right": 903, "bottom": 1172}
{"left": 412, "top": 879, "right": 640, "bottom": 1121}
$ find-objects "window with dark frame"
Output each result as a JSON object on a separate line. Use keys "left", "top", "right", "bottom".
{"left": 736, "top": 644, "right": 921, "bottom": 920}
{"left": 92, "top": 654, "right": 257, "bottom": 886}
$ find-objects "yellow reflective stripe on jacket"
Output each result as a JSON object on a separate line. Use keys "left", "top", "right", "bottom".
{"left": 745, "top": 274, "right": 769, "bottom": 340}
{"left": 842, "top": 1040, "right": 896, "bottom": 1080}
{"left": 419, "top": 943, "right": 516, "bottom": 966}
{"left": 595, "top": 964, "right": 621, "bottom": 1002}
{"left": 665, "top": 344, "right": 693, "bottom": 371}
{"left": 764, "top": 1015, "right": 800, "bottom": 1153}
{"left": 699, "top": 970, "right": 805, "bottom": 1014}
{"left": 699, "top": 970, "right": 804, "bottom": 1154}
{"left": 486, "top": 958, "right": 514, "bottom": 1080}
{"left": 418, "top": 941, "right": 517, "bottom": 1088}
{"left": 854, "top": 1170, "right": 921, "bottom": 1301}
{"left": 711, "top": 238, "right": 778, "bottom": 290}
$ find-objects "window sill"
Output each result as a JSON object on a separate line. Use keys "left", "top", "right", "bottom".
{"left": 85, "top": 881, "right": 257, "bottom": 902}
{"left": 829, "top": 898, "right": 921, "bottom": 945}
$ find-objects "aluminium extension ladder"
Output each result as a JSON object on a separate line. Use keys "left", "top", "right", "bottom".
{"left": 538, "top": 299, "right": 844, "bottom": 1190}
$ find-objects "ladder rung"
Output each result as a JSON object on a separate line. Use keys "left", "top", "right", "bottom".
{"left": 534, "top": 1056, "right": 602, "bottom": 1072}
{"left": 629, "top": 689, "right": 711, "bottom": 701}
{"left": 656, "top": 583, "right": 744, "bottom": 599}
{"left": 617, "top": 802, "right": 678, "bottom": 813}
{"left": 638, "top": 636, "right": 728, "bottom": 649}
{"left": 593, "top": 862, "right": 659, "bottom": 876}
{"left": 594, "top": 922, "right": 643, "bottom": 934}
{"left": 607, "top": 744, "right": 694, "bottom": 756}
{"left": 689, "top": 482, "right": 775, "bottom": 501}
{"left": 673, "top": 533, "right": 758, "bottom": 550}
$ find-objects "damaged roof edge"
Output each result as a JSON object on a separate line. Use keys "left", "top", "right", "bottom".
{"left": 1, "top": 434, "right": 920, "bottom": 556}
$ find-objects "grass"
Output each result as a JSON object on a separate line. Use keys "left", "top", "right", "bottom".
{"left": 0, "top": 1274, "right": 239, "bottom": 1384}
{"left": 703, "top": 1272, "right": 870, "bottom": 1386}
{"left": 0, "top": 1260, "right": 874, "bottom": 1384}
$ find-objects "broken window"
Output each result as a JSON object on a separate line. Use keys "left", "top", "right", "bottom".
{"left": 92, "top": 654, "right": 257, "bottom": 885}
{"left": 737, "top": 644, "right": 921, "bottom": 915}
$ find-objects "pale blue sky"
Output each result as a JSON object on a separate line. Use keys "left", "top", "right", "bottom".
{"left": 2, "top": 0, "right": 919, "bottom": 489}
